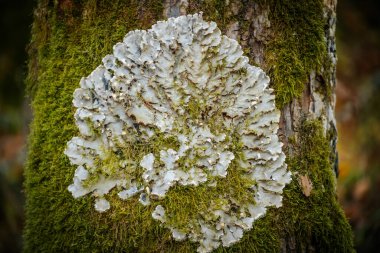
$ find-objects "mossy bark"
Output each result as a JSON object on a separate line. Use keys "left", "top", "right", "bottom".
{"left": 24, "top": 0, "right": 353, "bottom": 252}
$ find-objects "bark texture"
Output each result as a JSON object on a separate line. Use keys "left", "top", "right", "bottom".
{"left": 24, "top": 0, "right": 353, "bottom": 252}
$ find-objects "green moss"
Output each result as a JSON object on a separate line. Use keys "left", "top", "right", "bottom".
{"left": 278, "top": 119, "right": 354, "bottom": 252}
{"left": 25, "top": 0, "right": 353, "bottom": 252}
{"left": 160, "top": 161, "right": 256, "bottom": 232}
{"left": 260, "top": 0, "right": 329, "bottom": 108}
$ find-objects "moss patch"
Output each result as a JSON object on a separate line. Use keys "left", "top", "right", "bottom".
{"left": 261, "top": 0, "right": 329, "bottom": 108}
{"left": 25, "top": 0, "right": 353, "bottom": 252}
{"left": 278, "top": 119, "right": 354, "bottom": 252}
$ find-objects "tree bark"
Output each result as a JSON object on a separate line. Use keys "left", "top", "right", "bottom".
{"left": 24, "top": 0, "right": 353, "bottom": 252}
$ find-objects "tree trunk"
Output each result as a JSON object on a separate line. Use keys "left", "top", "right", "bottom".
{"left": 24, "top": 0, "right": 353, "bottom": 252}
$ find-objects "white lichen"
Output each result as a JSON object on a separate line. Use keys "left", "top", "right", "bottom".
{"left": 94, "top": 198, "right": 110, "bottom": 213}
{"left": 65, "top": 13, "right": 292, "bottom": 252}
{"left": 152, "top": 205, "right": 166, "bottom": 222}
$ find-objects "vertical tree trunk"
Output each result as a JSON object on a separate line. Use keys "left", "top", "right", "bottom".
{"left": 25, "top": 0, "right": 353, "bottom": 252}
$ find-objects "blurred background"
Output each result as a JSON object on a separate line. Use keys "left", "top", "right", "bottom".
{"left": 336, "top": 0, "right": 380, "bottom": 252}
{"left": 0, "top": 0, "right": 379, "bottom": 252}
{"left": 0, "top": 0, "right": 34, "bottom": 252}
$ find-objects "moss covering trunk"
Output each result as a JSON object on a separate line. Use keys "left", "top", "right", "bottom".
{"left": 24, "top": 0, "right": 354, "bottom": 252}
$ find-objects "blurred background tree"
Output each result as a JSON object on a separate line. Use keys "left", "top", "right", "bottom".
{"left": 0, "top": 0, "right": 379, "bottom": 252}
{"left": 0, "top": 0, "right": 34, "bottom": 252}
{"left": 336, "top": 0, "right": 380, "bottom": 252}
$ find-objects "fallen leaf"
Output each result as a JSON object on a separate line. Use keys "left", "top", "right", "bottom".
{"left": 299, "top": 174, "right": 313, "bottom": 197}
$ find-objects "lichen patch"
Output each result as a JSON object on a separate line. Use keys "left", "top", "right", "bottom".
{"left": 65, "top": 13, "right": 291, "bottom": 253}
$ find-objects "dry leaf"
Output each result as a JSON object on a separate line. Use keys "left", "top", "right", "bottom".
{"left": 299, "top": 174, "right": 313, "bottom": 197}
